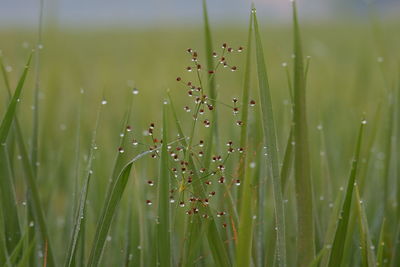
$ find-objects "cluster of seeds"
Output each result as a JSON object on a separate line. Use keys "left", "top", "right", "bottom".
{"left": 120, "top": 45, "right": 257, "bottom": 228}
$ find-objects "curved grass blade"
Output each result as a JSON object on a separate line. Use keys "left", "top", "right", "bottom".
{"left": 87, "top": 139, "right": 182, "bottom": 267}
{"left": 0, "top": 52, "right": 33, "bottom": 255}
{"left": 253, "top": 9, "right": 286, "bottom": 267}
{"left": 328, "top": 120, "right": 366, "bottom": 267}
{"left": 157, "top": 103, "right": 171, "bottom": 267}
{"left": 291, "top": 2, "right": 316, "bottom": 264}
{"left": 87, "top": 159, "right": 133, "bottom": 267}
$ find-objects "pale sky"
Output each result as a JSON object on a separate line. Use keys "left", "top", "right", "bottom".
{"left": 0, "top": 0, "right": 398, "bottom": 27}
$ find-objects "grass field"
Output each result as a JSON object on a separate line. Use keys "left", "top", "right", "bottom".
{"left": 1, "top": 1, "right": 400, "bottom": 266}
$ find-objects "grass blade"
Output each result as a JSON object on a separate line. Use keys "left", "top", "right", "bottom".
{"left": 236, "top": 161, "right": 255, "bottom": 267}
{"left": 87, "top": 140, "right": 176, "bottom": 266}
{"left": 237, "top": 8, "right": 253, "bottom": 199}
{"left": 328, "top": 119, "right": 366, "bottom": 267}
{"left": 202, "top": 0, "right": 218, "bottom": 152}
{"left": 292, "top": 2, "right": 315, "bottom": 264}
{"left": 236, "top": 9, "right": 254, "bottom": 267}
{"left": 376, "top": 218, "right": 385, "bottom": 266}
{"left": 0, "top": 52, "right": 33, "bottom": 255}
{"left": 0, "top": 51, "right": 33, "bottom": 143}
{"left": 87, "top": 160, "right": 133, "bottom": 266}
{"left": 355, "top": 188, "right": 377, "bottom": 267}
{"left": 253, "top": 8, "right": 287, "bottom": 267}
{"left": 64, "top": 103, "right": 102, "bottom": 267}
{"left": 157, "top": 103, "right": 171, "bottom": 266}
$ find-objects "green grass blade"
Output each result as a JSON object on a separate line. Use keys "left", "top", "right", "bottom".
{"left": 7, "top": 232, "right": 27, "bottom": 266}
{"left": 15, "top": 236, "right": 36, "bottom": 267}
{"left": 307, "top": 247, "right": 327, "bottom": 267}
{"left": 280, "top": 129, "right": 294, "bottom": 193}
{"left": 328, "top": 120, "right": 366, "bottom": 267}
{"left": 87, "top": 162, "right": 133, "bottom": 267}
{"left": 253, "top": 9, "right": 286, "bottom": 267}
{"left": 14, "top": 121, "right": 56, "bottom": 266}
{"left": 64, "top": 104, "right": 102, "bottom": 267}
{"left": 236, "top": 161, "right": 255, "bottom": 267}
{"left": 0, "top": 51, "right": 33, "bottom": 143}
{"left": 1, "top": 51, "right": 56, "bottom": 266}
{"left": 377, "top": 222, "right": 385, "bottom": 266}
{"left": 202, "top": 0, "right": 219, "bottom": 169}
{"left": 355, "top": 188, "right": 377, "bottom": 267}
{"left": 0, "top": 209, "right": 11, "bottom": 267}
{"left": 157, "top": 103, "right": 171, "bottom": 267}
{"left": 0, "top": 148, "right": 20, "bottom": 255}
{"left": 237, "top": 8, "right": 253, "bottom": 199}
{"left": 292, "top": 2, "right": 315, "bottom": 264}
{"left": 236, "top": 10, "right": 254, "bottom": 267}
{"left": 0, "top": 52, "right": 33, "bottom": 255}
{"left": 87, "top": 144, "right": 168, "bottom": 266}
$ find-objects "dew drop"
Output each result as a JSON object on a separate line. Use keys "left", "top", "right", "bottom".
{"left": 29, "top": 221, "right": 35, "bottom": 227}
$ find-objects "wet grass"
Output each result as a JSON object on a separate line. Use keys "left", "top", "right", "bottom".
{"left": 0, "top": 1, "right": 400, "bottom": 266}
